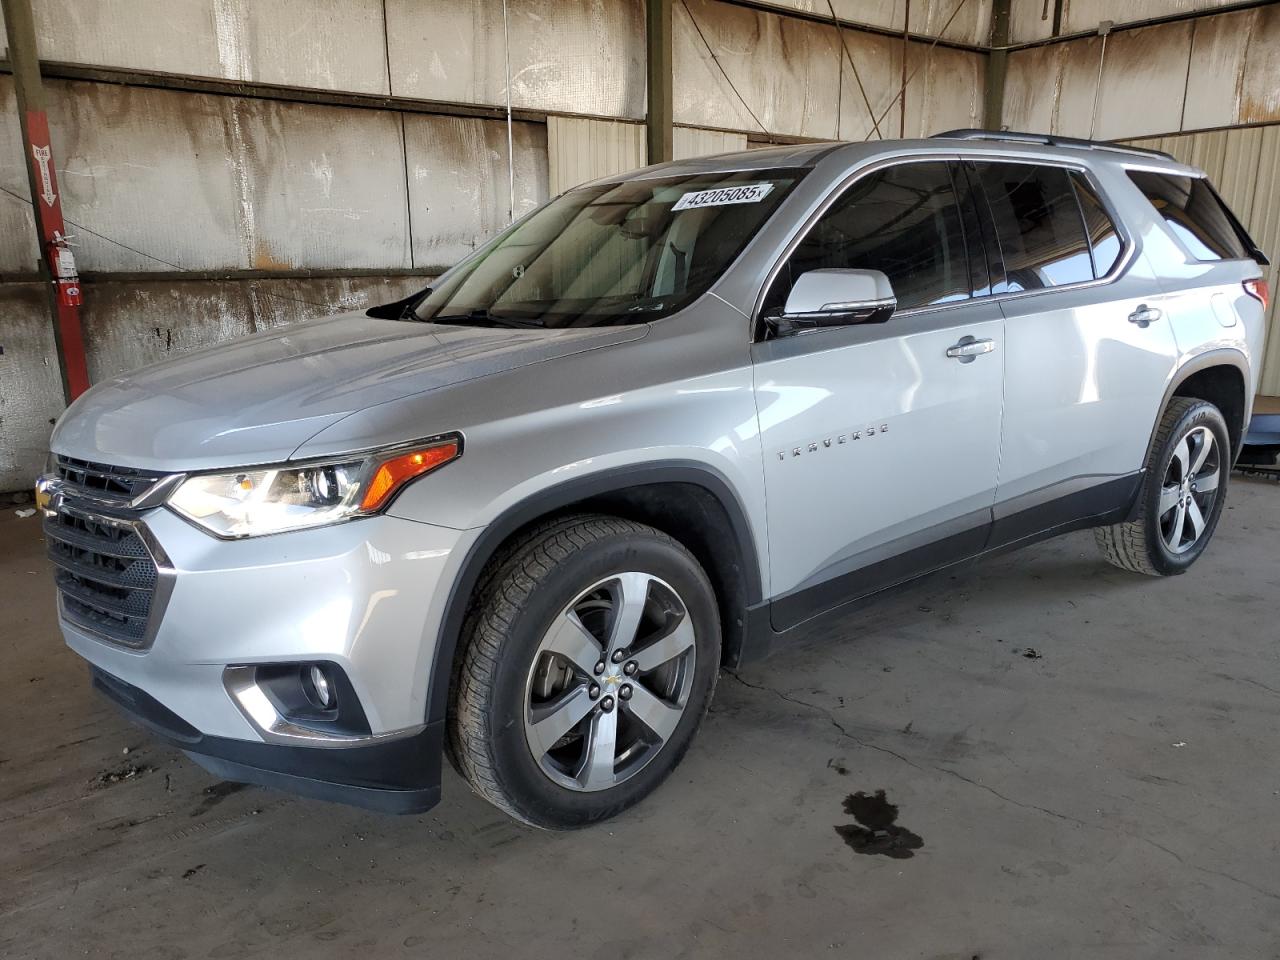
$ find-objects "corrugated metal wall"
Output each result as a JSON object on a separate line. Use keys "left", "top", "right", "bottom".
{"left": 0, "top": 0, "right": 990, "bottom": 488}
{"left": 1126, "top": 125, "right": 1280, "bottom": 395}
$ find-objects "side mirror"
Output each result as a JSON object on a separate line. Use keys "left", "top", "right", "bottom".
{"left": 773, "top": 268, "right": 896, "bottom": 335}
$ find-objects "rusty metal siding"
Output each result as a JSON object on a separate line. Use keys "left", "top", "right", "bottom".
{"left": 40, "top": 79, "right": 410, "bottom": 273}
{"left": 79, "top": 276, "right": 425, "bottom": 383}
{"left": 406, "top": 115, "right": 549, "bottom": 270}
{"left": 902, "top": 41, "right": 986, "bottom": 137}
{"left": 0, "top": 283, "right": 70, "bottom": 489}
{"left": 675, "top": 0, "right": 985, "bottom": 139}
{"left": 0, "top": 0, "right": 392, "bottom": 94}
{"left": 1127, "top": 125, "right": 1280, "bottom": 396}
{"left": 1005, "top": 10, "right": 1280, "bottom": 137}
{"left": 673, "top": 126, "right": 748, "bottom": 160}
{"left": 385, "top": 0, "right": 646, "bottom": 119}
{"left": 547, "top": 117, "right": 644, "bottom": 194}
{"left": 1007, "top": 0, "right": 1243, "bottom": 44}
{"left": 749, "top": 0, "right": 993, "bottom": 45}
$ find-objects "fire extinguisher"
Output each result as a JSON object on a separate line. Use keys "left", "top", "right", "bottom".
{"left": 49, "top": 230, "right": 82, "bottom": 307}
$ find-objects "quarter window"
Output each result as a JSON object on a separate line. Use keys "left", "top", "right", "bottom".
{"left": 762, "top": 161, "right": 972, "bottom": 315}
{"left": 976, "top": 162, "right": 1093, "bottom": 291}
{"left": 1126, "top": 170, "right": 1249, "bottom": 261}
{"left": 1069, "top": 172, "right": 1122, "bottom": 277}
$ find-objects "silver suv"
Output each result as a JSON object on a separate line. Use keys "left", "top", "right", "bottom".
{"left": 38, "top": 131, "right": 1270, "bottom": 828}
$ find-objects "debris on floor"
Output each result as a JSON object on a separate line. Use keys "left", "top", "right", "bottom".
{"left": 92, "top": 763, "right": 156, "bottom": 787}
{"left": 14, "top": 508, "right": 35, "bottom": 518}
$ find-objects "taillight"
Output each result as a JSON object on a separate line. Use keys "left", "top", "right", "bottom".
{"left": 1244, "top": 278, "right": 1270, "bottom": 310}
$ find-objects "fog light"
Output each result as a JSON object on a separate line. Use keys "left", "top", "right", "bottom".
{"left": 307, "top": 664, "right": 334, "bottom": 709}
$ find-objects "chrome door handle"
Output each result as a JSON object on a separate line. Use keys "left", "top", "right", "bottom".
{"left": 1128, "top": 304, "right": 1163, "bottom": 327}
{"left": 946, "top": 336, "right": 996, "bottom": 363}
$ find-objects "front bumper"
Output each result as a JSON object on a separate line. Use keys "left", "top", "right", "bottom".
{"left": 56, "top": 503, "right": 477, "bottom": 814}
{"left": 92, "top": 665, "right": 443, "bottom": 813}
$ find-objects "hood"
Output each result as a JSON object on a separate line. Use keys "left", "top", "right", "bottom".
{"left": 52, "top": 311, "right": 647, "bottom": 471}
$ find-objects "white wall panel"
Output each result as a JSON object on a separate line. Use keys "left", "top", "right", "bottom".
{"left": 386, "top": 0, "right": 645, "bottom": 119}
{"left": 0, "top": 0, "right": 391, "bottom": 94}
{"left": 43, "top": 80, "right": 409, "bottom": 273}
{"left": 0, "top": 284, "right": 68, "bottom": 490}
{"left": 406, "top": 116, "right": 549, "bottom": 270}
{"left": 547, "top": 117, "right": 644, "bottom": 194}
{"left": 673, "top": 126, "right": 747, "bottom": 160}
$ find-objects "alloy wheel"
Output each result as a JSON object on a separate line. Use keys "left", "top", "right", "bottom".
{"left": 1159, "top": 425, "right": 1221, "bottom": 555}
{"left": 523, "top": 572, "right": 697, "bottom": 792}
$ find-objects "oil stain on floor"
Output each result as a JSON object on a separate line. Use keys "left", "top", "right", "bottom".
{"left": 834, "top": 789, "right": 924, "bottom": 859}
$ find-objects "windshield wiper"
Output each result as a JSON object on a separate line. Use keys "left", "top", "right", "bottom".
{"left": 430, "top": 308, "right": 545, "bottom": 329}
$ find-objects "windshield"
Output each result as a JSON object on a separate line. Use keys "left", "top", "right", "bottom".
{"left": 414, "top": 168, "right": 804, "bottom": 328}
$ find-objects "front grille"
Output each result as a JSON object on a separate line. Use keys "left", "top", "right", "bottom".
{"left": 45, "top": 501, "right": 160, "bottom": 649}
{"left": 55, "top": 455, "right": 163, "bottom": 504}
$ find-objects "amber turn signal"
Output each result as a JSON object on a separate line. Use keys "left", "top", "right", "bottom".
{"left": 360, "top": 440, "right": 460, "bottom": 511}
{"left": 1243, "top": 278, "right": 1270, "bottom": 311}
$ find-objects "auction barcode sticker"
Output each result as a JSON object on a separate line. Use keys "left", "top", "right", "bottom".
{"left": 672, "top": 182, "right": 775, "bottom": 211}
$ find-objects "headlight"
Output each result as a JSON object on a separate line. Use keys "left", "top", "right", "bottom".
{"left": 167, "top": 436, "right": 461, "bottom": 538}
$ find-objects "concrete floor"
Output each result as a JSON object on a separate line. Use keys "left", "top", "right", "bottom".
{"left": 2, "top": 479, "right": 1278, "bottom": 960}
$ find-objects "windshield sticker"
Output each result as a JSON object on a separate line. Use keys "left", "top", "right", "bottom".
{"left": 671, "top": 182, "right": 775, "bottom": 212}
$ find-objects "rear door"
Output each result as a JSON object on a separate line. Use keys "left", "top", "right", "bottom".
{"left": 751, "top": 159, "right": 1004, "bottom": 630}
{"left": 973, "top": 160, "right": 1180, "bottom": 543}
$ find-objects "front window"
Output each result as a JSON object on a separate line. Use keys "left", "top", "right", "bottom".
{"left": 415, "top": 169, "right": 803, "bottom": 329}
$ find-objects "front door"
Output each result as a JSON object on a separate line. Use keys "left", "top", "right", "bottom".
{"left": 752, "top": 160, "right": 1005, "bottom": 631}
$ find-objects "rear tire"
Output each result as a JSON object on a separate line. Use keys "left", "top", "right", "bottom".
{"left": 1095, "top": 397, "right": 1230, "bottom": 576}
{"left": 449, "top": 514, "right": 720, "bottom": 829}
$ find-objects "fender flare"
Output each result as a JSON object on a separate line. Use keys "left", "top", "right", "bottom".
{"left": 424, "top": 460, "right": 765, "bottom": 725}
{"left": 1150, "top": 348, "right": 1251, "bottom": 459}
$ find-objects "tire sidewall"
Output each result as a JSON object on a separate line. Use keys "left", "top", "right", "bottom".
{"left": 1144, "top": 401, "right": 1230, "bottom": 574}
{"left": 483, "top": 530, "right": 720, "bottom": 828}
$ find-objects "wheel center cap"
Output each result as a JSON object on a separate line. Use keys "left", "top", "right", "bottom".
{"left": 603, "top": 670, "right": 623, "bottom": 687}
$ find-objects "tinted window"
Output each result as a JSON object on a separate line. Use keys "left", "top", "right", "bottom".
{"left": 417, "top": 170, "right": 802, "bottom": 328}
{"left": 978, "top": 162, "right": 1093, "bottom": 291}
{"left": 763, "top": 162, "right": 972, "bottom": 314}
{"left": 1127, "top": 171, "right": 1249, "bottom": 261}
{"left": 1070, "top": 172, "right": 1122, "bottom": 277}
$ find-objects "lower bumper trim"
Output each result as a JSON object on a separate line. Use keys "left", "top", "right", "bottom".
{"left": 90, "top": 665, "right": 442, "bottom": 815}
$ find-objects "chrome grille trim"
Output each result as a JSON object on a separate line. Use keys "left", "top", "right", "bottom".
{"left": 40, "top": 462, "right": 179, "bottom": 651}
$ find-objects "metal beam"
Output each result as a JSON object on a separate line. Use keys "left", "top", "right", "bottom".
{"left": 984, "top": 0, "right": 1011, "bottom": 130}
{"left": 1, "top": 0, "right": 88, "bottom": 402}
{"left": 646, "top": 0, "right": 673, "bottom": 164}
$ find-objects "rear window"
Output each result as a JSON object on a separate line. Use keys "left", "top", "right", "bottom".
{"left": 1070, "top": 172, "right": 1123, "bottom": 277}
{"left": 1126, "top": 171, "right": 1249, "bottom": 261}
{"left": 976, "top": 162, "right": 1094, "bottom": 292}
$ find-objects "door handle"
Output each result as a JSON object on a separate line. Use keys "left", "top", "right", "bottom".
{"left": 1128, "top": 304, "right": 1163, "bottom": 327}
{"left": 946, "top": 336, "right": 996, "bottom": 363}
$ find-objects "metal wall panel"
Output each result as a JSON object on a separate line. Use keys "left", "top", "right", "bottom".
{"left": 673, "top": 126, "right": 748, "bottom": 160}
{"left": 902, "top": 41, "right": 986, "bottom": 136}
{"left": 385, "top": 0, "right": 646, "bottom": 119}
{"left": 42, "top": 79, "right": 410, "bottom": 273}
{"left": 406, "top": 115, "right": 549, "bottom": 270}
{"left": 0, "top": 77, "right": 40, "bottom": 275}
{"left": 80, "top": 276, "right": 425, "bottom": 383}
{"left": 0, "top": 0, "right": 391, "bottom": 94}
{"left": 1185, "top": 6, "right": 1280, "bottom": 129}
{"left": 1005, "top": 10, "right": 1280, "bottom": 137}
{"left": 1093, "top": 22, "right": 1192, "bottom": 140}
{"left": 750, "top": 0, "right": 993, "bottom": 44}
{"left": 674, "top": 0, "right": 841, "bottom": 138}
{"left": 836, "top": 29, "right": 905, "bottom": 142}
{"left": 0, "top": 284, "right": 69, "bottom": 489}
{"left": 1126, "top": 125, "right": 1280, "bottom": 396}
{"left": 1007, "top": 0, "right": 1241, "bottom": 44}
{"left": 547, "top": 117, "right": 644, "bottom": 194}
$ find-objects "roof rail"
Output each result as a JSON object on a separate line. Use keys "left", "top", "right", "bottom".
{"left": 931, "top": 128, "right": 1177, "bottom": 163}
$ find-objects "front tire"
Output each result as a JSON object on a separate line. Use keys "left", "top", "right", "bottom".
{"left": 449, "top": 515, "right": 721, "bottom": 829}
{"left": 1095, "top": 397, "right": 1230, "bottom": 576}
